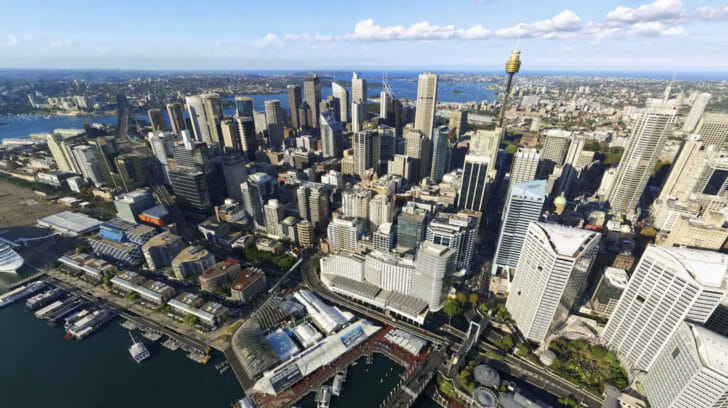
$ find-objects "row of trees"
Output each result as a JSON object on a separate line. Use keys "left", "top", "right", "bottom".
{"left": 240, "top": 247, "right": 296, "bottom": 270}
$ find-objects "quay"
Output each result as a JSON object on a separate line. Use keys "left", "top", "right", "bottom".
{"left": 3, "top": 271, "right": 47, "bottom": 292}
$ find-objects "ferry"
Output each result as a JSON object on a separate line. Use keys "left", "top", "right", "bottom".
{"left": 63, "top": 308, "right": 91, "bottom": 329}
{"left": 0, "top": 243, "right": 24, "bottom": 273}
{"left": 45, "top": 297, "right": 86, "bottom": 325}
{"left": 65, "top": 308, "right": 115, "bottom": 339}
{"left": 25, "top": 288, "right": 64, "bottom": 310}
{"left": 0, "top": 280, "right": 46, "bottom": 307}
{"left": 34, "top": 299, "right": 65, "bottom": 318}
{"left": 128, "top": 332, "right": 150, "bottom": 363}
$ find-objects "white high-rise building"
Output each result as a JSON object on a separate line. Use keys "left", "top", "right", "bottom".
{"left": 368, "top": 194, "right": 394, "bottom": 229}
{"left": 658, "top": 135, "right": 716, "bottom": 201}
{"left": 185, "top": 95, "right": 210, "bottom": 142}
{"left": 509, "top": 147, "right": 540, "bottom": 187}
{"left": 331, "top": 81, "right": 349, "bottom": 123}
{"left": 404, "top": 128, "right": 431, "bottom": 181}
{"left": 263, "top": 199, "right": 284, "bottom": 238}
{"left": 603, "top": 245, "right": 728, "bottom": 371}
{"left": 683, "top": 93, "right": 711, "bottom": 132}
{"left": 351, "top": 101, "right": 366, "bottom": 133}
{"left": 353, "top": 130, "right": 380, "bottom": 178}
{"left": 505, "top": 222, "right": 600, "bottom": 344}
{"left": 341, "top": 187, "right": 372, "bottom": 221}
{"left": 695, "top": 112, "right": 728, "bottom": 149}
{"left": 327, "top": 216, "right": 363, "bottom": 252}
{"left": 320, "top": 111, "right": 343, "bottom": 159}
{"left": 469, "top": 128, "right": 500, "bottom": 176}
{"left": 414, "top": 72, "right": 438, "bottom": 139}
{"left": 643, "top": 322, "right": 728, "bottom": 408}
{"left": 365, "top": 249, "right": 416, "bottom": 295}
{"left": 608, "top": 98, "right": 677, "bottom": 216}
{"left": 493, "top": 180, "right": 546, "bottom": 275}
{"left": 373, "top": 223, "right": 395, "bottom": 251}
{"left": 351, "top": 72, "right": 367, "bottom": 104}
{"left": 413, "top": 241, "right": 456, "bottom": 311}
{"left": 264, "top": 99, "right": 284, "bottom": 150}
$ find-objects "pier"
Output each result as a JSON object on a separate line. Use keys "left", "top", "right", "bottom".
{"left": 3, "top": 271, "right": 47, "bottom": 292}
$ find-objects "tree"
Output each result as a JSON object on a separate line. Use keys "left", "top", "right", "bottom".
{"left": 479, "top": 303, "right": 489, "bottom": 314}
{"left": 124, "top": 292, "right": 139, "bottom": 302}
{"left": 558, "top": 397, "right": 580, "bottom": 408}
{"left": 495, "top": 306, "right": 512, "bottom": 322}
{"left": 455, "top": 292, "right": 467, "bottom": 303}
{"left": 495, "top": 335, "right": 514, "bottom": 352}
{"left": 443, "top": 299, "right": 464, "bottom": 325}
{"left": 183, "top": 314, "right": 199, "bottom": 327}
{"left": 515, "top": 343, "right": 530, "bottom": 358}
{"left": 468, "top": 293, "right": 479, "bottom": 308}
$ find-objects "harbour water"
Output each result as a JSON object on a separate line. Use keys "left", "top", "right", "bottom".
{"left": 0, "top": 271, "right": 439, "bottom": 407}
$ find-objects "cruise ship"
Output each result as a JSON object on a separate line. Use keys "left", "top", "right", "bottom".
{"left": 128, "top": 333, "right": 150, "bottom": 363}
{"left": 0, "top": 281, "right": 46, "bottom": 307}
{"left": 0, "top": 243, "right": 24, "bottom": 273}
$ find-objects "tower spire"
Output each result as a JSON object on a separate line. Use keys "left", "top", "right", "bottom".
{"left": 663, "top": 71, "right": 677, "bottom": 103}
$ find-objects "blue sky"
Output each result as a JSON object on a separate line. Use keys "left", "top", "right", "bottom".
{"left": 0, "top": 0, "right": 727, "bottom": 71}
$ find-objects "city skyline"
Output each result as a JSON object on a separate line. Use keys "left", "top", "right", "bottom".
{"left": 1, "top": 0, "right": 728, "bottom": 71}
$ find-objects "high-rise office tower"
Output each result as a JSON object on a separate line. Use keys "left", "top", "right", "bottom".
{"left": 241, "top": 172, "right": 276, "bottom": 228}
{"left": 185, "top": 94, "right": 222, "bottom": 143}
{"left": 608, "top": 98, "right": 677, "bottom": 216}
{"left": 147, "top": 109, "right": 166, "bottom": 132}
{"left": 426, "top": 210, "right": 480, "bottom": 272}
{"left": 448, "top": 109, "right": 467, "bottom": 139}
{"left": 509, "top": 147, "right": 540, "bottom": 187}
{"left": 201, "top": 93, "right": 224, "bottom": 143}
{"left": 287, "top": 85, "right": 302, "bottom": 129}
{"left": 234, "top": 96, "right": 254, "bottom": 118}
{"left": 353, "top": 129, "right": 381, "bottom": 178}
{"left": 351, "top": 101, "right": 366, "bottom": 133}
{"left": 368, "top": 194, "right": 394, "bottom": 229}
{"left": 297, "top": 183, "right": 330, "bottom": 230}
{"left": 413, "top": 241, "right": 456, "bottom": 311}
{"left": 327, "top": 216, "right": 363, "bottom": 252}
{"left": 320, "top": 111, "right": 343, "bottom": 159}
{"left": 414, "top": 72, "right": 438, "bottom": 139}
{"left": 297, "top": 220, "right": 315, "bottom": 248}
{"left": 430, "top": 126, "right": 451, "bottom": 183}
{"left": 397, "top": 202, "right": 430, "bottom": 249}
{"left": 341, "top": 187, "right": 372, "bottom": 220}
{"left": 331, "top": 81, "right": 349, "bottom": 123}
{"left": 221, "top": 153, "right": 247, "bottom": 202}
{"left": 643, "top": 322, "right": 728, "bottom": 408}
{"left": 351, "top": 72, "right": 367, "bottom": 105}
{"left": 603, "top": 245, "right": 728, "bottom": 371}
{"left": 389, "top": 154, "right": 415, "bottom": 182}
{"left": 493, "top": 180, "right": 546, "bottom": 275}
{"left": 235, "top": 116, "right": 257, "bottom": 161}
{"left": 166, "top": 103, "right": 187, "bottom": 135}
{"left": 71, "top": 145, "right": 103, "bottom": 185}
{"left": 378, "top": 125, "right": 396, "bottom": 173}
{"left": 185, "top": 95, "right": 207, "bottom": 142}
{"left": 469, "top": 128, "right": 501, "bottom": 177}
{"left": 264, "top": 100, "right": 284, "bottom": 150}
{"left": 320, "top": 96, "right": 341, "bottom": 124}
{"left": 658, "top": 135, "right": 716, "bottom": 201}
{"left": 553, "top": 136, "right": 586, "bottom": 197}
{"left": 506, "top": 222, "right": 600, "bottom": 344}
{"left": 404, "top": 128, "right": 431, "bottom": 181}
{"left": 590, "top": 267, "right": 629, "bottom": 318}
{"left": 695, "top": 156, "right": 728, "bottom": 196}
{"left": 298, "top": 101, "right": 311, "bottom": 131}
{"left": 683, "top": 92, "right": 711, "bottom": 132}
{"left": 538, "top": 130, "right": 572, "bottom": 177}
{"left": 46, "top": 132, "right": 80, "bottom": 173}
{"left": 263, "top": 199, "right": 284, "bottom": 238}
{"left": 304, "top": 74, "right": 321, "bottom": 128}
{"left": 373, "top": 223, "right": 395, "bottom": 251}
{"left": 220, "top": 118, "right": 241, "bottom": 151}
{"left": 695, "top": 112, "right": 728, "bottom": 149}
{"left": 147, "top": 131, "right": 176, "bottom": 184}
{"left": 169, "top": 138, "right": 221, "bottom": 217}
{"left": 458, "top": 154, "right": 491, "bottom": 212}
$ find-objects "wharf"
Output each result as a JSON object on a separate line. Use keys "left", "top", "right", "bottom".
{"left": 3, "top": 271, "right": 47, "bottom": 292}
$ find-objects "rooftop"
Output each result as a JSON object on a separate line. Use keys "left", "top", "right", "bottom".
{"left": 173, "top": 245, "right": 211, "bottom": 263}
{"left": 202, "top": 258, "right": 241, "bottom": 279}
{"left": 232, "top": 267, "right": 265, "bottom": 291}
{"left": 38, "top": 211, "right": 102, "bottom": 233}
{"left": 692, "top": 324, "right": 728, "bottom": 377}
{"left": 143, "top": 232, "right": 182, "bottom": 248}
{"left": 649, "top": 245, "right": 728, "bottom": 289}
{"left": 604, "top": 267, "right": 629, "bottom": 289}
{"left": 535, "top": 222, "right": 598, "bottom": 257}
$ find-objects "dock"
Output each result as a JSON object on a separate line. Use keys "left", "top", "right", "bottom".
{"left": 141, "top": 330, "right": 163, "bottom": 341}
{"left": 3, "top": 271, "right": 47, "bottom": 292}
{"left": 162, "top": 337, "right": 180, "bottom": 351}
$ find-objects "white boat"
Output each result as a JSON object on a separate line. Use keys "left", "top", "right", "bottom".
{"left": 1, "top": 281, "right": 46, "bottom": 307}
{"left": 0, "top": 244, "right": 24, "bottom": 273}
{"left": 128, "top": 332, "right": 150, "bottom": 363}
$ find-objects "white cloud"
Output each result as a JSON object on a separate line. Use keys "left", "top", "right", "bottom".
{"left": 7, "top": 34, "right": 19, "bottom": 47}
{"left": 606, "top": 0, "right": 684, "bottom": 23}
{"left": 695, "top": 6, "right": 728, "bottom": 20}
{"left": 349, "top": 19, "right": 490, "bottom": 40}
{"left": 495, "top": 9, "right": 582, "bottom": 38}
{"left": 628, "top": 21, "right": 683, "bottom": 36}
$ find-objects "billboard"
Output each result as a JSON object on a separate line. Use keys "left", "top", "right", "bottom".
{"left": 339, "top": 325, "right": 365, "bottom": 349}
{"left": 270, "top": 362, "right": 303, "bottom": 393}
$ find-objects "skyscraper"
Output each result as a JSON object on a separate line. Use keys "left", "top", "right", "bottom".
{"left": 186, "top": 94, "right": 222, "bottom": 143}
{"left": 397, "top": 202, "right": 430, "bottom": 249}
{"left": 404, "top": 128, "right": 431, "bottom": 181}
{"left": 603, "top": 245, "right": 728, "bottom": 371}
{"left": 682, "top": 92, "right": 711, "bottom": 132}
{"left": 414, "top": 72, "right": 438, "bottom": 139}
{"left": 413, "top": 241, "right": 456, "bottom": 311}
{"left": 448, "top": 109, "right": 468, "bottom": 139}
{"left": 234, "top": 96, "right": 254, "bottom": 118}
{"left": 264, "top": 100, "right": 284, "bottom": 150}
{"left": 368, "top": 194, "right": 394, "bottom": 230}
{"left": 287, "top": 85, "right": 303, "bottom": 129}
{"left": 506, "top": 222, "right": 600, "bottom": 344}
{"left": 166, "top": 102, "right": 187, "bottom": 136}
{"left": 327, "top": 216, "right": 362, "bottom": 252}
{"left": 304, "top": 74, "right": 321, "bottom": 128}
{"left": 263, "top": 199, "right": 284, "bottom": 238}
{"left": 553, "top": 136, "right": 586, "bottom": 197}
{"left": 493, "top": 180, "right": 546, "bottom": 275}
{"left": 695, "top": 112, "right": 728, "bottom": 149}
{"left": 220, "top": 118, "right": 241, "bottom": 150}
{"left": 241, "top": 172, "right": 276, "bottom": 228}
{"left": 236, "top": 116, "right": 257, "bottom": 161}
{"left": 221, "top": 153, "right": 247, "bottom": 202}
{"left": 353, "top": 129, "right": 381, "bottom": 178}
{"left": 430, "top": 126, "right": 451, "bottom": 183}
{"left": 509, "top": 147, "right": 540, "bottom": 187}
{"left": 331, "top": 81, "right": 349, "bottom": 123}
{"left": 657, "top": 135, "right": 716, "bottom": 201}
{"left": 147, "top": 109, "right": 166, "bottom": 132}
{"left": 201, "top": 93, "right": 224, "bottom": 143}
{"left": 538, "top": 130, "right": 572, "bottom": 177}
{"left": 643, "top": 323, "right": 728, "bottom": 408}
{"left": 351, "top": 72, "right": 367, "bottom": 105}
{"left": 607, "top": 98, "right": 677, "bottom": 216}
{"left": 458, "top": 154, "right": 490, "bottom": 212}
{"left": 426, "top": 210, "right": 480, "bottom": 272}
{"left": 341, "top": 187, "right": 372, "bottom": 221}
{"left": 320, "top": 111, "right": 343, "bottom": 159}
{"left": 351, "top": 101, "right": 366, "bottom": 133}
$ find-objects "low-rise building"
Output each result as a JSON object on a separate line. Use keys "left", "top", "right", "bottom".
{"left": 171, "top": 245, "right": 215, "bottom": 280}
{"left": 37, "top": 211, "right": 102, "bottom": 236}
{"left": 141, "top": 232, "right": 185, "bottom": 271}
{"left": 57, "top": 252, "right": 116, "bottom": 283}
{"left": 110, "top": 271, "right": 175, "bottom": 306}
{"left": 167, "top": 292, "right": 229, "bottom": 329}
{"left": 200, "top": 258, "right": 242, "bottom": 292}
{"left": 231, "top": 267, "right": 267, "bottom": 303}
